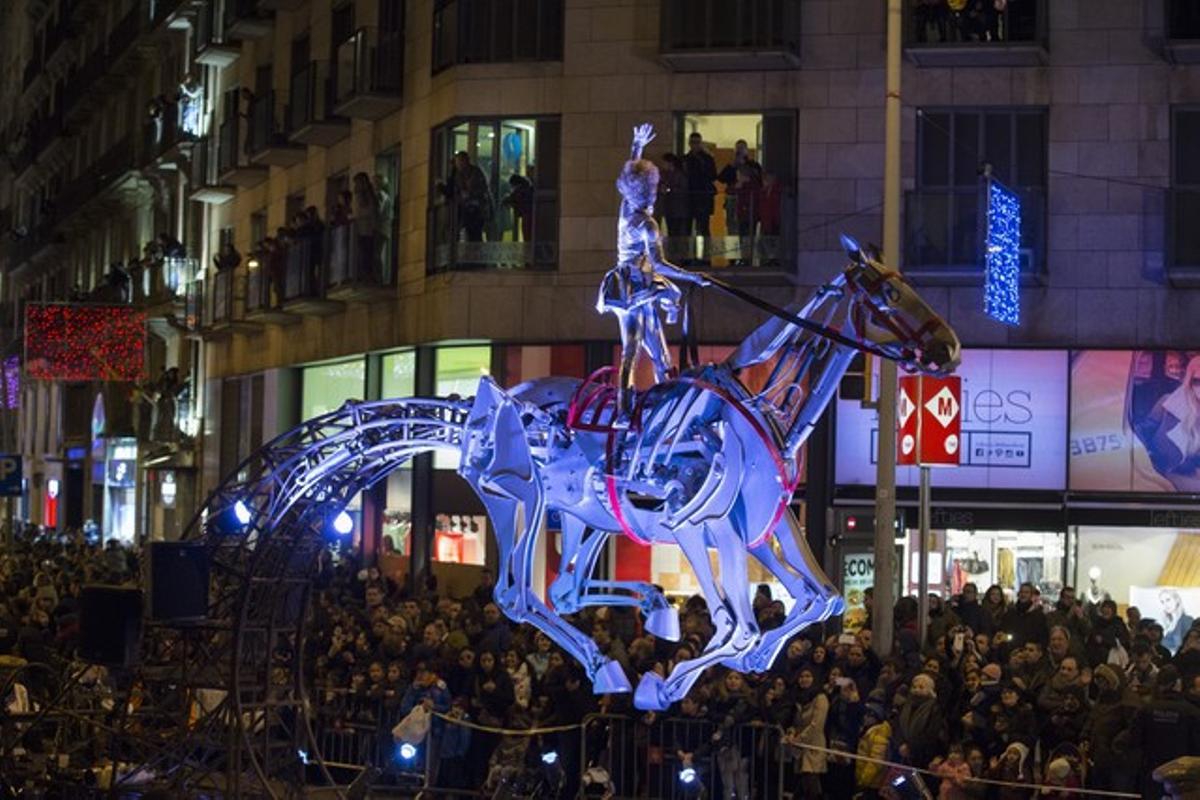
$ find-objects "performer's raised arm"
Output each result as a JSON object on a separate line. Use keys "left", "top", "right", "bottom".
{"left": 630, "top": 123, "right": 656, "bottom": 162}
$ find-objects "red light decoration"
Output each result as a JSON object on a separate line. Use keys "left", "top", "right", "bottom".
{"left": 24, "top": 304, "right": 146, "bottom": 382}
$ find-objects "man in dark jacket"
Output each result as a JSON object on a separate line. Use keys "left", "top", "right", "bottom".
{"left": 895, "top": 673, "right": 946, "bottom": 769}
{"left": 1086, "top": 599, "right": 1131, "bottom": 668}
{"left": 1083, "top": 664, "right": 1138, "bottom": 793}
{"left": 1046, "top": 586, "right": 1091, "bottom": 645}
{"left": 1131, "top": 666, "right": 1200, "bottom": 799}
{"left": 1000, "top": 582, "right": 1049, "bottom": 649}
{"left": 682, "top": 132, "right": 717, "bottom": 246}
{"left": 952, "top": 582, "right": 990, "bottom": 636}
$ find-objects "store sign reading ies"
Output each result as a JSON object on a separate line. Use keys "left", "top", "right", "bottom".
{"left": 835, "top": 350, "right": 1069, "bottom": 490}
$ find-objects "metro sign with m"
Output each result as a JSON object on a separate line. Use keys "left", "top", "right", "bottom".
{"left": 897, "top": 376, "right": 962, "bottom": 467}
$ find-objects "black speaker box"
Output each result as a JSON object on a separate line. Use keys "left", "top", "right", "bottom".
{"left": 79, "top": 585, "right": 143, "bottom": 666}
{"left": 150, "top": 541, "right": 209, "bottom": 622}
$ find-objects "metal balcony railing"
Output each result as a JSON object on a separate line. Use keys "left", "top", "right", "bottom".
{"left": 334, "top": 28, "right": 403, "bottom": 106}
{"left": 660, "top": 0, "right": 798, "bottom": 55}
{"left": 289, "top": 61, "right": 337, "bottom": 130}
{"left": 326, "top": 223, "right": 395, "bottom": 289}
{"left": 427, "top": 188, "right": 559, "bottom": 273}
{"left": 246, "top": 90, "right": 291, "bottom": 155}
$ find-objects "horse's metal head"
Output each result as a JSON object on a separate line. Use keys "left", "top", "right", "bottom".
{"left": 839, "top": 234, "right": 962, "bottom": 375}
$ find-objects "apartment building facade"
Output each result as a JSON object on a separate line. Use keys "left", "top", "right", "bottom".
{"left": 3, "top": 0, "right": 1200, "bottom": 601}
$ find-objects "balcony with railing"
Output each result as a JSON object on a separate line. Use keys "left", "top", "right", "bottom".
{"left": 217, "top": 113, "right": 267, "bottom": 187}
{"left": 194, "top": 0, "right": 239, "bottom": 67}
{"left": 289, "top": 61, "right": 349, "bottom": 147}
{"left": 903, "top": 186, "right": 1046, "bottom": 282}
{"left": 140, "top": 104, "right": 189, "bottom": 170}
{"left": 132, "top": 255, "right": 199, "bottom": 314}
{"left": 243, "top": 250, "right": 296, "bottom": 324}
{"left": 190, "top": 135, "right": 236, "bottom": 204}
{"left": 1165, "top": 0, "right": 1200, "bottom": 63}
{"left": 196, "top": 267, "right": 256, "bottom": 337}
{"left": 659, "top": 0, "right": 799, "bottom": 71}
{"left": 280, "top": 232, "right": 343, "bottom": 315}
{"left": 325, "top": 223, "right": 395, "bottom": 302}
{"left": 223, "top": 0, "right": 273, "bottom": 40}
{"left": 333, "top": 28, "right": 403, "bottom": 120}
{"left": 428, "top": 188, "right": 559, "bottom": 273}
{"left": 246, "top": 90, "right": 305, "bottom": 167}
{"left": 905, "top": 0, "right": 1047, "bottom": 66}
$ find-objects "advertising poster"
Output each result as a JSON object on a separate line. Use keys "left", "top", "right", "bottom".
{"left": 1129, "top": 586, "right": 1200, "bottom": 653}
{"left": 1069, "top": 350, "right": 1200, "bottom": 492}
{"left": 840, "top": 549, "right": 900, "bottom": 632}
{"left": 835, "top": 349, "right": 1068, "bottom": 489}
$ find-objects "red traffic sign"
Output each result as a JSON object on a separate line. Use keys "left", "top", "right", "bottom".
{"left": 897, "top": 375, "right": 961, "bottom": 467}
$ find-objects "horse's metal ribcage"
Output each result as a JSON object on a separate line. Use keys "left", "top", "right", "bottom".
{"left": 607, "top": 384, "right": 723, "bottom": 517}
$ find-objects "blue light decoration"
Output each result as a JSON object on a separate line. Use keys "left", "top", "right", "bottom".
{"left": 209, "top": 500, "right": 252, "bottom": 535}
{"left": 397, "top": 742, "right": 417, "bottom": 762}
{"left": 983, "top": 178, "right": 1021, "bottom": 325}
{"left": 332, "top": 510, "right": 353, "bottom": 536}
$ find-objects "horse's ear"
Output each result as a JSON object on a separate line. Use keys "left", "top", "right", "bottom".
{"left": 839, "top": 233, "right": 862, "bottom": 262}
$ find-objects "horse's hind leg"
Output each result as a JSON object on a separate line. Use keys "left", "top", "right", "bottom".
{"left": 548, "top": 514, "right": 678, "bottom": 640}
{"left": 633, "top": 519, "right": 758, "bottom": 711}
{"left": 461, "top": 378, "right": 629, "bottom": 694}
{"left": 738, "top": 508, "right": 844, "bottom": 674}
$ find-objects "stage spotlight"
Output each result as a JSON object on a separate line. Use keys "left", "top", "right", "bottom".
{"left": 679, "top": 766, "right": 697, "bottom": 784}
{"left": 397, "top": 742, "right": 417, "bottom": 762}
{"left": 210, "top": 500, "right": 251, "bottom": 534}
{"left": 541, "top": 750, "right": 559, "bottom": 766}
{"left": 332, "top": 510, "right": 353, "bottom": 536}
{"left": 297, "top": 749, "right": 309, "bottom": 765}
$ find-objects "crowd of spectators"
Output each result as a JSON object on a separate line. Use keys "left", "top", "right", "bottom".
{"left": 3, "top": 525, "right": 1200, "bottom": 798}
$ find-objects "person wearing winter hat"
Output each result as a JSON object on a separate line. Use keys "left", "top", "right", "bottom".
{"left": 987, "top": 741, "right": 1032, "bottom": 800}
{"left": 1083, "top": 662, "right": 1138, "bottom": 794}
{"left": 980, "top": 663, "right": 1002, "bottom": 686}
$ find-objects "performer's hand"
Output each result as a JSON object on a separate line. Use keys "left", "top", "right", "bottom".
{"left": 632, "top": 123, "right": 656, "bottom": 152}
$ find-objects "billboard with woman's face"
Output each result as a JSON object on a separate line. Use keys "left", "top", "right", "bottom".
{"left": 1069, "top": 350, "right": 1200, "bottom": 492}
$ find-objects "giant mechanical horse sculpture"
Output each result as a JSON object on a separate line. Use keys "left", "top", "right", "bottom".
{"left": 187, "top": 238, "right": 959, "bottom": 725}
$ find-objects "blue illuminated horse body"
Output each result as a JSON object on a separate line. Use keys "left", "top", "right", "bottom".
{"left": 456, "top": 239, "right": 960, "bottom": 709}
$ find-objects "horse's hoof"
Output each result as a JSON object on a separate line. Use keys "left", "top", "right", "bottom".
{"left": 633, "top": 672, "right": 671, "bottom": 711}
{"left": 644, "top": 607, "right": 680, "bottom": 641}
{"left": 592, "top": 660, "right": 631, "bottom": 694}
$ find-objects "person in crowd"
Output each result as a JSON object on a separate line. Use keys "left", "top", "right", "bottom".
{"left": 1083, "top": 663, "right": 1139, "bottom": 793}
{"left": 1131, "top": 666, "right": 1200, "bottom": 799}
{"left": 656, "top": 153, "right": 690, "bottom": 243}
{"left": 1046, "top": 585, "right": 1090, "bottom": 645}
{"left": 895, "top": 673, "right": 946, "bottom": 771}
{"left": 786, "top": 665, "right": 828, "bottom": 799}
{"left": 1086, "top": 599, "right": 1131, "bottom": 668}
{"left": 352, "top": 172, "right": 381, "bottom": 280}
{"left": 1001, "top": 582, "right": 1049, "bottom": 650}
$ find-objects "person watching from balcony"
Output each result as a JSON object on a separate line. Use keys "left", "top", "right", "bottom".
{"left": 213, "top": 241, "right": 240, "bottom": 273}
{"left": 502, "top": 172, "right": 534, "bottom": 243}
{"left": 682, "top": 132, "right": 717, "bottom": 264}
{"left": 656, "top": 153, "right": 689, "bottom": 244}
{"left": 352, "top": 172, "right": 381, "bottom": 280}
{"left": 157, "top": 233, "right": 185, "bottom": 259}
{"left": 443, "top": 151, "right": 491, "bottom": 244}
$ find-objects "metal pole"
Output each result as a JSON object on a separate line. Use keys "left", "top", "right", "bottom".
{"left": 918, "top": 465, "right": 931, "bottom": 646}
{"left": 872, "top": 0, "right": 904, "bottom": 658}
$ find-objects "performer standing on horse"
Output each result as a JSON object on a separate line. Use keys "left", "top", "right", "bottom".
{"left": 597, "top": 123, "right": 710, "bottom": 426}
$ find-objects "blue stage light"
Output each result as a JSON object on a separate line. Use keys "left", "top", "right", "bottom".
{"left": 679, "top": 766, "right": 697, "bottom": 784}
{"left": 332, "top": 510, "right": 353, "bottom": 535}
{"left": 398, "top": 742, "right": 417, "bottom": 762}
{"left": 541, "top": 751, "right": 559, "bottom": 766}
{"left": 984, "top": 178, "right": 1021, "bottom": 326}
{"left": 210, "top": 500, "right": 251, "bottom": 534}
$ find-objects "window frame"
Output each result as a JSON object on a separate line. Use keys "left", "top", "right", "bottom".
{"left": 426, "top": 114, "right": 561, "bottom": 273}
{"left": 431, "top": 0, "right": 564, "bottom": 74}
{"left": 1168, "top": 105, "right": 1200, "bottom": 272}
{"left": 908, "top": 106, "right": 1048, "bottom": 278}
